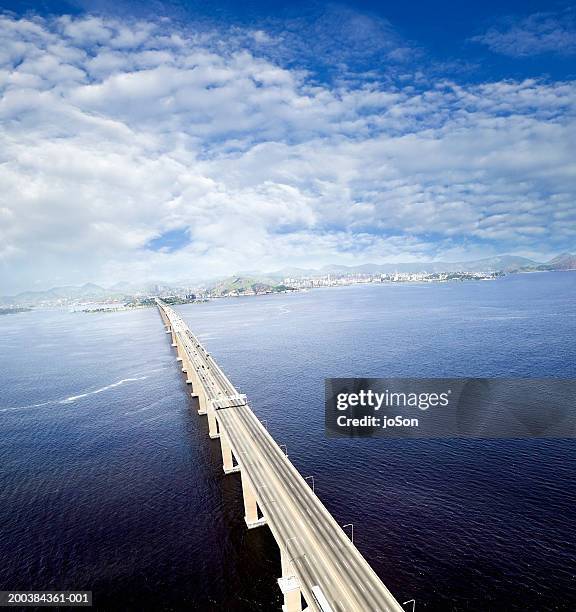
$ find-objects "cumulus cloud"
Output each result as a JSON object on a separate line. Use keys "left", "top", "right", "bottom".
{"left": 0, "top": 13, "right": 575, "bottom": 293}
{"left": 472, "top": 10, "right": 576, "bottom": 57}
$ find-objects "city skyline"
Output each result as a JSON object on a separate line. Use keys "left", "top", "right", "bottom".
{"left": 1, "top": 0, "right": 575, "bottom": 293}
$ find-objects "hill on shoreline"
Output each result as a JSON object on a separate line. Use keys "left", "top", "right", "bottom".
{"left": 2, "top": 253, "right": 573, "bottom": 306}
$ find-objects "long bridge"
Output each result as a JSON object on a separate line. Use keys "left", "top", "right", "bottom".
{"left": 156, "top": 299, "right": 404, "bottom": 612}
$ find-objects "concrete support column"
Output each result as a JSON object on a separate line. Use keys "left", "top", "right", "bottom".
{"left": 241, "top": 471, "right": 266, "bottom": 530}
{"left": 184, "top": 357, "right": 198, "bottom": 386}
{"left": 195, "top": 389, "right": 207, "bottom": 415}
{"left": 180, "top": 353, "right": 188, "bottom": 372}
{"left": 175, "top": 338, "right": 184, "bottom": 362}
{"left": 279, "top": 549, "right": 303, "bottom": 612}
{"left": 241, "top": 471, "right": 259, "bottom": 527}
{"left": 184, "top": 358, "right": 195, "bottom": 383}
{"left": 207, "top": 405, "right": 219, "bottom": 439}
{"left": 220, "top": 433, "right": 239, "bottom": 474}
{"left": 281, "top": 585, "right": 303, "bottom": 612}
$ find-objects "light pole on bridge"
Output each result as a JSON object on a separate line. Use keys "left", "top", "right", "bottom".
{"left": 343, "top": 523, "right": 354, "bottom": 545}
{"left": 305, "top": 475, "right": 315, "bottom": 492}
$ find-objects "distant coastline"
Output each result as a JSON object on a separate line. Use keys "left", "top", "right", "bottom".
{"left": 1, "top": 262, "right": 574, "bottom": 311}
{"left": 0, "top": 307, "right": 32, "bottom": 316}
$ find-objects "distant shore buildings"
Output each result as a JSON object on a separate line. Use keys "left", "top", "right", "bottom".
{"left": 281, "top": 270, "right": 502, "bottom": 289}
{"left": 7, "top": 264, "right": 574, "bottom": 311}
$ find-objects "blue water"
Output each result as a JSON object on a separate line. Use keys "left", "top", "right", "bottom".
{"left": 1, "top": 272, "right": 575, "bottom": 611}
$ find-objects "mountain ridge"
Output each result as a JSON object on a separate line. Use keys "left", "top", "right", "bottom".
{"left": 2, "top": 253, "right": 573, "bottom": 305}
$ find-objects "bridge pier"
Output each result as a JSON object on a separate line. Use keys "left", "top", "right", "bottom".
{"left": 207, "top": 407, "right": 219, "bottom": 439}
{"left": 241, "top": 471, "right": 266, "bottom": 529}
{"left": 181, "top": 357, "right": 192, "bottom": 379}
{"left": 177, "top": 344, "right": 194, "bottom": 381}
{"left": 175, "top": 338, "right": 184, "bottom": 362}
{"left": 193, "top": 389, "right": 207, "bottom": 415}
{"left": 279, "top": 549, "right": 304, "bottom": 612}
{"left": 220, "top": 433, "right": 240, "bottom": 474}
{"left": 184, "top": 358, "right": 199, "bottom": 386}
{"left": 185, "top": 365, "right": 196, "bottom": 385}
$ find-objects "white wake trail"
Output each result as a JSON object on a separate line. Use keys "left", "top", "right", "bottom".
{"left": 1, "top": 376, "right": 149, "bottom": 412}
{"left": 59, "top": 376, "right": 148, "bottom": 403}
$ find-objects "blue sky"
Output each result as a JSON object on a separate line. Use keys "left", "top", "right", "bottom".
{"left": 0, "top": 0, "right": 574, "bottom": 291}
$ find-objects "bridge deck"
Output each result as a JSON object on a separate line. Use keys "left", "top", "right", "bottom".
{"left": 157, "top": 299, "right": 404, "bottom": 612}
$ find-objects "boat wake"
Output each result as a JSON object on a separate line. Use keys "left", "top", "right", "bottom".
{"left": 59, "top": 376, "right": 147, "bottom": 404}
{"left": 1, "top": 376, "right": 148, "bottom": 413}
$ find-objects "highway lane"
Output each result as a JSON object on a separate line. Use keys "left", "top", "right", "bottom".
{"left": 221, "top": 407, "right": 365, "bottom": 612}
{"left": 219, "top": 405, "right": 403, "bottom": 612}
{"left": 220, "top": 415, "right": 333, "bottom": 611}
{"left": 239, "top": 404, "right": 395, "bottom": 603}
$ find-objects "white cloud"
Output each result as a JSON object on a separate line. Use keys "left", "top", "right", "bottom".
{"left": 472, "top": 11, "right": 576, "bottom": 57}
{"left": 0, "top": 14, "right": 574, "bottom": 293}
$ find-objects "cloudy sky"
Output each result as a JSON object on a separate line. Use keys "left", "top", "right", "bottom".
{"left": 0, "top": 0, "right": 575, "bottom": 293}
